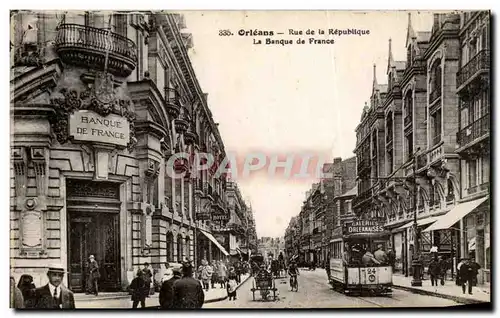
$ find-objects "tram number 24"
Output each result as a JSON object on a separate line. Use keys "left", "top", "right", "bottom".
{"left": 367, "top": 268, "right": 377, "bottom": 274}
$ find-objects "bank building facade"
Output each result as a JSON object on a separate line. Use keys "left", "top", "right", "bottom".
{"left": 10, "top": 11, "right": 252, "bottom": 291}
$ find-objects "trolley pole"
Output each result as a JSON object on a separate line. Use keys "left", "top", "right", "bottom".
{"left": 411, "top": 148, "right": 422, "bottom": 287}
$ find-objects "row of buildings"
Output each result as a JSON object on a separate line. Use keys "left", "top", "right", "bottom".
{"left": 258, "top": 236, "right": 285, "bottom": 260}
{"left": 285, "top": 11, "right": 490, "bottom": 285}
{"left": 10, "top": 11, "right": 257, "bottom": 292}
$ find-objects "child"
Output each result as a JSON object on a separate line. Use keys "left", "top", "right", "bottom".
{"left": 226, "top": 274, "right": 237, "bottom": 301}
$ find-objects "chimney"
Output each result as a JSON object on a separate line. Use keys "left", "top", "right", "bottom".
{"left": 334, "top": 157, "right": 342, "bottom": 164}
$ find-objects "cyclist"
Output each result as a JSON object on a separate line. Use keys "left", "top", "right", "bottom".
{"left": 287, "top": 260, "right": 300, "bottom": 290}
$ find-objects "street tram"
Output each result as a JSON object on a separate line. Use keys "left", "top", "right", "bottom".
{"left": 328, "top": 218, "right": 393, "bottom": 295}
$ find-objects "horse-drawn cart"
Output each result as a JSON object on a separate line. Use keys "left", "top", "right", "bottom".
{"left": 251, "top": 268, "right": 278, "bottom": 301}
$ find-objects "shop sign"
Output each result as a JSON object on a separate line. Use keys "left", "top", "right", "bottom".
{"left": 343, "top": 219, "right": 385, "bottom": 235}
{"left": 69, "top": 110, "right": 130, "bottom": 147}
{"left": 211, "top": 213, "right": 230, "bottom": 222}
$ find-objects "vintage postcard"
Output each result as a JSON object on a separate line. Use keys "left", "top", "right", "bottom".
{"left": 9, "top": 9, "right": 491, "bottom": 309}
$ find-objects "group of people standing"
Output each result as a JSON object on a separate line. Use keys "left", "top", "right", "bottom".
{"left": 10, "top": 265, "right": 76, "bottom": 309}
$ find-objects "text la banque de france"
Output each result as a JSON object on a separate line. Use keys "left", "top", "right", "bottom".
{"left": 248, "top": 28, "right": 369, "bottom": 46}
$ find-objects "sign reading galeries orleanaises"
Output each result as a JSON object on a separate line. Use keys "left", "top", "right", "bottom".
{"left": 343, "top": 219, "right": 385, "bottom": 235}
{"left": 69, "top": 110, "right": 130, "bottom": 147}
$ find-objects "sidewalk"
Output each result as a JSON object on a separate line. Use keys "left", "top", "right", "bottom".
{"left": 392, "top": 274, "right": 491, "bottom": 305}
{"left": 75, "top": 274, "right": 251, "bottom": 308}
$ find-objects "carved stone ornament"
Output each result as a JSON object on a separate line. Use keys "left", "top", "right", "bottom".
{"left": 49, "top": 72, "right": 137, "bottom": 150}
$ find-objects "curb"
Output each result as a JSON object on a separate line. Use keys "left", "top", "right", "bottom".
{"left": 392, "top": 285, "right": 489, "bottom": 305}
{"left": 203, "top": 274, "right": 252, "bottom": 304}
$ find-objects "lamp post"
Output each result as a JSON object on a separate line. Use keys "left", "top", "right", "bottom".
{"left": 411, "top": 148, "right": 422, "bottom": 287}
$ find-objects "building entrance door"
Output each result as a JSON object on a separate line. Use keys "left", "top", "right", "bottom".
{"left": 66, "top": 179, "right": 122, "bottom": 292}
{"left": 68, "top": 211, "right": 121, "bottom": 292}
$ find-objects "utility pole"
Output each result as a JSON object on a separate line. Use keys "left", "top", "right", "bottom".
{"left": 411, "top": 147, "right": 422, "bottom": 287}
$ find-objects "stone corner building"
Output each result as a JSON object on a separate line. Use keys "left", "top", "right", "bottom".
{"left": 10, "top": 11, "right": 256, "bottom": 292}
{"left": 352, "top": 11, "right": 490, "bottom": 284}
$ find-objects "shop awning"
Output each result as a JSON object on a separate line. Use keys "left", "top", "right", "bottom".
{"left": 393, "top": 216, "right": 439, "bottom": 232}
{"left": 423, "top": 197, "right": 488, "bottom": 233}
{"left": 199, "top": 229, "right": 229, "bottom": 256}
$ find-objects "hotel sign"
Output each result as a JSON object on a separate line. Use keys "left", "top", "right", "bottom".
{"left": 69, "top": 110, "right": 130, "bottom": 147}
{"left": 343, "top": 219, "right": 385, "bottom": 235}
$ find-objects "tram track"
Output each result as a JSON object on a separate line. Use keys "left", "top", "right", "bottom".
{"left": 355, "top": 294, "right": 402, "bottom": 307}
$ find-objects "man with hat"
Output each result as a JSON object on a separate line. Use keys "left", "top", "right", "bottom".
{"left": 374, "top": 244, "right": 388, "bottom": 264}
{"left": 159, "top": 265, "right": 182, "bottom": 309}
{"left": 86, "top": 255, "right": 100, "bottom": 296}
{"left": 172, "top": 260, "right": 205, "bottom": 309}
{"left": 34, "top": 264, "right": 75, "bottom": 309}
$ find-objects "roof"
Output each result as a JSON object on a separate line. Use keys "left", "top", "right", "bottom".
{"left": 376, "top": 84, "right": 388, "bottom": 93}
{"left": 416, "top": 31, "right": 431, "bottom": 42}
{"left": 393, "top": 61, "right": 406, "bottom": 70}
{"left": 337, "top": 186, "right": 357, "bottom": 198}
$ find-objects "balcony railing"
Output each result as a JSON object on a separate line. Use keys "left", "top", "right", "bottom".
{"left": 416, "top": 152, "right": 428, "bottom": 170}
{"left": 164, "top": 87, "right": 181, "bottom": 118}
{"left": 457, "top": 113, "right": 490, "bottom": 148}
{"left": 404, "top": 114, "right": 412, "bottom": 127}
{"left": 54, "top": 24, "right": 137, "bottom": 77}
{"left": 353, "top": 188, "right": 372, "bottom": 207}
{"left": 429, "top": 88, "right": 441, "bottom": 104}
{"left": 457, "top": 50, "right": 490, "bottom": 89}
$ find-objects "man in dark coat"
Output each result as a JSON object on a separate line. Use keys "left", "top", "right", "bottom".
{"left": 34, "top": 265, "right": 75, "bottom": 309}
{"left": 86, "top": 255, "right": 100, "bottom": 296}
{"left": 159, "top": 267, "right": 182, "bottom": 309}
{"left": 129, "top": 269, "right": 148, "bottom": 308}
{"left": 428, "top": 258, "right": 440, "bottom": 286}
{"left": 173, "top": 261, "right": 205, "bottom": 309}
{"left": 459, "top": 259, "right": 474, "bottom": 295}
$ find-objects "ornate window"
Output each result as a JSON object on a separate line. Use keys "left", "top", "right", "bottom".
{"left": 429, "top": 59, "right": 442, "bottom": 103}
{"left": 446, "top": 179, "right": 455, "bottom": 202}
{"left": 166, "top": 232, "right": 174, "bottom": 262}
{"left": 177, "top": 234, "right": 183, "bottom": 262}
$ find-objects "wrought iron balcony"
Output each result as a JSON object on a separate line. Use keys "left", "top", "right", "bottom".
{"left": 457, "top": 113, "right": 490, "bottom": 149}
{"left": 165, "top": 87, "right": 181, "bottom": 119}
{"left": 457, "top": 50, "right": 490, "bottom": 89}
{"left": 429, "top": 88, "right": 441, "bottom": 104}
{"left": 54, "top": 24, "right": 137, "bottom": 77}
{"left": 352, "top": 187, "right": 372, "bottom": 207}
{"left": 416, "top": 152, "right": 428, "bottom": 170}
{"left": 404, "top": 114, "right": 412, "bottom": 127}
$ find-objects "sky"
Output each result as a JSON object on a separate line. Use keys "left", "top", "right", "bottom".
{"left": 182, "top": 11, "right": 435, "bottom": 238}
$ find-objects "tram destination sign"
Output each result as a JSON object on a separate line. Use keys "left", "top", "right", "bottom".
{"left": 343, "top": 219, "right": 385, "bottom": 235}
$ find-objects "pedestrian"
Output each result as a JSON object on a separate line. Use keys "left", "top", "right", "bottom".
{"left": 374, "top": 244, "right": 388, "bottom": 264}
{"left": 217, "top": 260, "right": 228, "bottom": 288}
{"left": 10, "top": 276, "right": 24, "bottom": 309}
{"left": 86, "top": 255, "right": 100, "bottom": 296}
{"left": 235, "top": 261, "right": 242, "bottom": 283}
{"left": 142, "top": 262, "right": 154, "bottom": 296}
{"left": 325, "top": 253, "right": 331, "bottom": 281}
{"left": 469, "top": 257, "right": 481, "bottom": 287}
{"left": 459, "top": 259, "right": 474, "bottom": 295}
{"left": 33, "top": 264, "right": 75, "bottom": 309}
{"left": 159, "top": 266, "right": 182, "bottom": 309}
{"left": 456, "top": 258, "right": 465, "bottom": 286}
{"left": 211, "top": 260, "right": 219, "bottom": 289}
{"left": 430, "top": 245, "right": 438, "bottom": 261}
{"left": 198, "top": 259, "right": 213, "bottom": 291}
{"left": 226, "top": 273, "right": 238, "bottom": 301}
{"left": 17, "top": 274, "right": 36, "bottom": 308}
{"left": 428, "top": 258, "right": 440, "bottom": 287}
{"left": 129, "top": 269, "right": 147, "bottom": 308}
{"left": 173, "top": 261, "right": 205, "bottom": 309}
{"left": 437, "top": 256, "right": 447, "bottom": 285}
{"left": 161, "top": 262, "right": 173, "bottom": 284}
